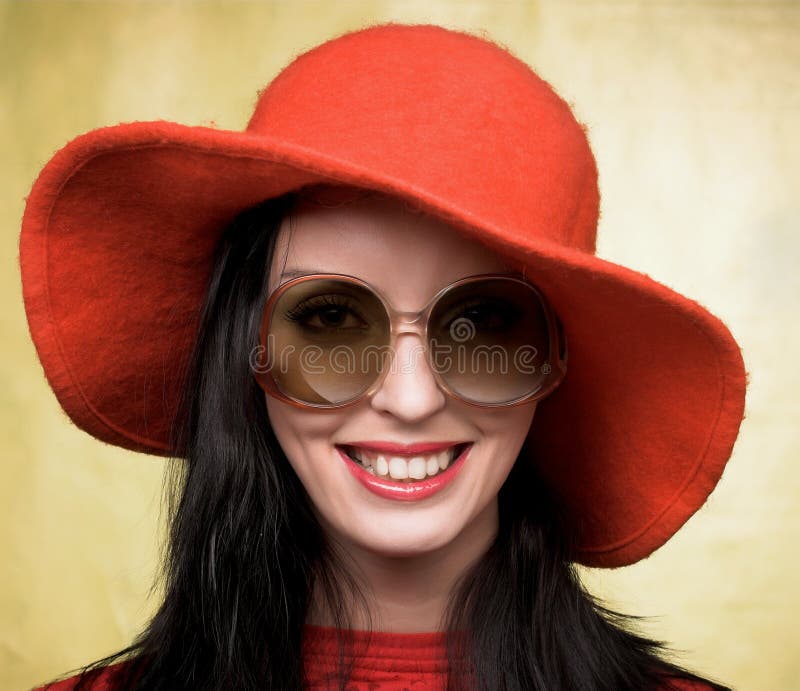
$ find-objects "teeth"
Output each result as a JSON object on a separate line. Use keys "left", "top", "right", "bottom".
{"left": 376, "top": 455, "right": 389, "bottom": 476}
{"left": 389, "top": 456, "right": 409, "bottom": 479}
{"left": 346, "top": 445, "right": 463, "bottom": 482}
{"left": 408, "top": 457, "right": 427, "bottom": 480}
{"left": 426, "top": 457, "right": 439, "bottom": 476}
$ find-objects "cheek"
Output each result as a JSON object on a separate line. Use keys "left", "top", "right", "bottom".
{"left": 478, "top": 402, "right": 537, "bottom": 457}
{"left": 264, "top": 397, "right": 300, "bottom": 462}
{"left": 264, "top": 398, "right": 335, "bottom": 523}
{"left": 483, "top": 405, "right": 537, "bottom": 482}
{"left": 264, "top": 396, "right": 339, "bottom": 475}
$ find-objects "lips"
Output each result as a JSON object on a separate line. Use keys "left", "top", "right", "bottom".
{"left": 335, "top": 442, "right": 473, "bottom": 502}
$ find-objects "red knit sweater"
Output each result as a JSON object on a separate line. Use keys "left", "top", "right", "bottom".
{"left": 33, "top": 624, "right": 717, "bottom": 690}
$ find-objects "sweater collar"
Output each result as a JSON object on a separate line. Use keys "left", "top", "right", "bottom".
{"left": 302, "top": 623, "right": 465, "bottom": 674}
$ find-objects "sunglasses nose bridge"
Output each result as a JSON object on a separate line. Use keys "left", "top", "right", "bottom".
{"left": 389, "top": 310, "right": 428, "bottom": 338}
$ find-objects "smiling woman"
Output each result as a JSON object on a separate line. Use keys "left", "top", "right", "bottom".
{"left": 261, "top": 189, "right": 545, "bottom": 630}
{"left": 20, "top": 22, "right": 746, "bottom": 691}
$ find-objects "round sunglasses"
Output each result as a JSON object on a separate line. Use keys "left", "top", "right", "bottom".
{"left": 253, "top": 272, "right": 567, "bottom": 409}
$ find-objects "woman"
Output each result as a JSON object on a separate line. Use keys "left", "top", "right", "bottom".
{"left": 23, "top": 22, "right": 746, "bottom": 691}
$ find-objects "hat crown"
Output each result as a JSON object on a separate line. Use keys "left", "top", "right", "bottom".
{"left": 246, "top": 23, "right": 600, "bottom": 254}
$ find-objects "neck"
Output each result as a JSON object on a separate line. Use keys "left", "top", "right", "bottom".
{"left": 308, "top": 498, "right": 498, "bottom": 633}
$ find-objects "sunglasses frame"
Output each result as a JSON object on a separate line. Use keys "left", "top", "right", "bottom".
{"left": 254, "top": 272, "right": 567, "bottom": 410}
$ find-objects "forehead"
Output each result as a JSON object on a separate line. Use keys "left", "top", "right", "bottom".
{"left": 268, "top": 189, "right": 515, "bottom": 298}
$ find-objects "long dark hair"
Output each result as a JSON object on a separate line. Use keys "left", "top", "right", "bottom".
{"left": 39, "top": 189, "right": 731, "bottom": 691}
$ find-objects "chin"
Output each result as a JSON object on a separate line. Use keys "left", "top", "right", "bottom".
{"left": 360, "top": 533, "right": 460, "bottom": 559}
{"left": 338, "top": 514, "right": 465, "bottom": 558}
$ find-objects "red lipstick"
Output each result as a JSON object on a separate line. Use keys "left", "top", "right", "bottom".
{"left": 336, "top": 443, "right": 472, "bottom": 502}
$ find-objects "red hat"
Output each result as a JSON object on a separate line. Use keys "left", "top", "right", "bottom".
{"left": 18, "top": 22, "right": 747, "bottom": 568}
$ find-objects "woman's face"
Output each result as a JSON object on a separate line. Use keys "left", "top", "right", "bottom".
{"left": 264, "top": 188, "right": 538, "bottom": 559}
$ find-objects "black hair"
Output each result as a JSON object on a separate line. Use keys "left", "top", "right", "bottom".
{"left": 38, "top": 188, "right": 731, "bottom": 691}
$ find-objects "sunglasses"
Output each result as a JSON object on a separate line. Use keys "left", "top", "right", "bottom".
{"left": 253, "top": 273, "right": 567, "bottom": 409}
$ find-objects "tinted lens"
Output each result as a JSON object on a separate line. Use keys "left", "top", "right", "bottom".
{"left": 427, "top": 278, "right": 551, "bottom": 404}
{"left": 264, "top": 278, "right": 390, "bottom": 405}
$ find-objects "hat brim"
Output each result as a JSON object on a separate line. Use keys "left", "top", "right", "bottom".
{"left": 19, "top": 121, "right": 747, "bottom": 567}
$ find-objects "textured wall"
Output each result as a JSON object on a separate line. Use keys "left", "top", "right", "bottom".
{"left": 2, "top": 2, "right": 797, "bottom": 689}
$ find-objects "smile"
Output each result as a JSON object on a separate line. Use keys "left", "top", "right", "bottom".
{"left": 339, "top": 443, "right": 469, "bottom": 482}
{"left": 334, "top": 442, "right": 473, "bottom": 502}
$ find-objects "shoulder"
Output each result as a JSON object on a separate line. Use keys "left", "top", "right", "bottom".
{"left": 32, "top": 662, "right": 129, "bottom": 691}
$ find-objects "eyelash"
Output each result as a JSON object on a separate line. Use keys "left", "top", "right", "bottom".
{"left": 441, "top": 298, "right": 520, "bottom": 330}
{"left": 284, "top": 295, "right": 365, "bottom": 326}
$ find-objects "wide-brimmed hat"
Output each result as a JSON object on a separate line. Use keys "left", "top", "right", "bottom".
{"left": 18, "top": 21, "right": 747, "bottom": 568}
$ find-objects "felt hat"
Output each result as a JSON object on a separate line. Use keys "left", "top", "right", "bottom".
{"left": 18, "top": 22, "right": 747, "bottom": 567}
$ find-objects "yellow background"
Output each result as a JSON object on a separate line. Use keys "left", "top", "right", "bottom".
{"left": 2, "top": 1, "right": 798, "bottom": 689}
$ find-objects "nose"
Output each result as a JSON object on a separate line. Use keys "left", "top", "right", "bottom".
{"left": 369, "top": 333, "right": 447, "bottom": 421}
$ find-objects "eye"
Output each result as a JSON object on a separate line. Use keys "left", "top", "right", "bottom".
{"left": 446, "top": 298, "right": 522, "bottom": 331}
{"left": 284, "top": 294, "right": 369, "bottom": 331}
